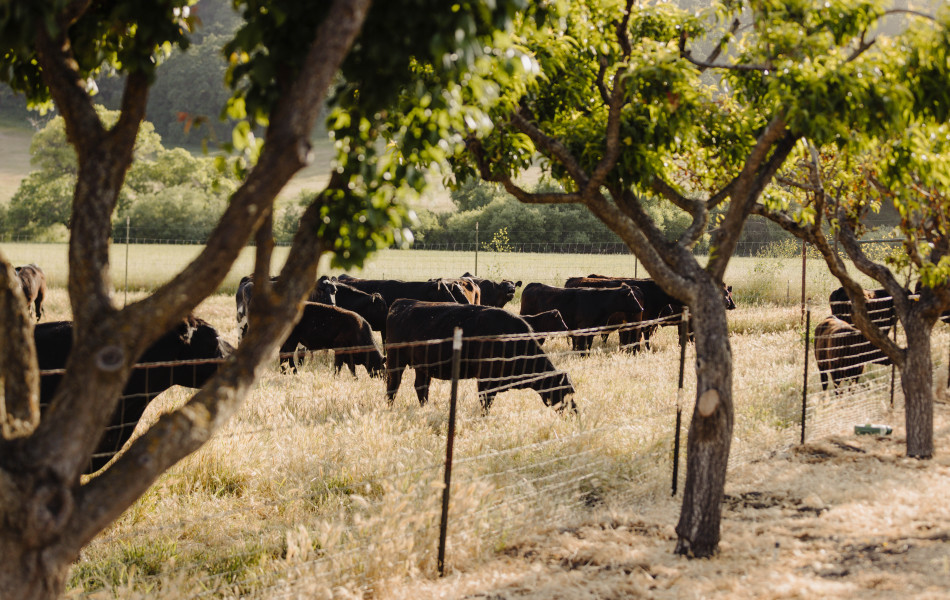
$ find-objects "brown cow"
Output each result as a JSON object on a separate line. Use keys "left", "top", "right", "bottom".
{"left": 431, "top": 277, "right": 481, "bottom": 304}
{"left": 814, "top": 315, "right": 891, "bottom": 391}
{"left": 15, "top": 263, "right": 47, "bottom": 321}
{"left": 460, "top": 272, "right": 521, "bottom": 308}
{"left": 828, "top": 287, "right": 897, "bottom": 332}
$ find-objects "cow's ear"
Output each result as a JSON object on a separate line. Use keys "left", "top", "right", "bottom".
{"left": 515, "top": 281, "right": 523, "bottom": 288}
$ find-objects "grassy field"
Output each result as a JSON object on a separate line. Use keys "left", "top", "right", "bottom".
{"left": 5, "top": 244, "right": 928, "bottom": 598}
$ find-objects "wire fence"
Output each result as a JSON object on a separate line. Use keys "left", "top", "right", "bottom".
{"left": 58, "top": 291, "right": 943, "bottom": 598}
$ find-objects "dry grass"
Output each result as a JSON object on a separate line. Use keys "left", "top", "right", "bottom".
{"left": 58, "top": 288, "right": 939, "bottom": 599}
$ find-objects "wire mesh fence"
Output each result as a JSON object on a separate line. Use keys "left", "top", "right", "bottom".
{"left": 55, "top": 289, "right": 949, "bottom": 598}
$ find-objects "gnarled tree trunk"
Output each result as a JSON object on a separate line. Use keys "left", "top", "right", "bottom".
{"left": 902, "top": 317, "right": 935, "bottom": 458}
{"left": 674, "top": 280, "right": 734, "bottom": 557}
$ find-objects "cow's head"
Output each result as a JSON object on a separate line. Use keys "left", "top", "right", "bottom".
{"left": 162, "top": 316, "right": 233, "bottom": 388}
{"left": 314, "top": 275, "right": 338, "bottom": 305}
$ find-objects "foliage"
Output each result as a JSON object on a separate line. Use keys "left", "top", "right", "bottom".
{"left": 0, "top": 0, "right": 198, "bottom": 110}
{"left": 483, "top": 227, "right": 513, "bottom": 252}
{"left": 450, "top": 177, "right": 507, "bottom": 212}
{"left": 3, "top": 108, "right": 238, "bottom": 238}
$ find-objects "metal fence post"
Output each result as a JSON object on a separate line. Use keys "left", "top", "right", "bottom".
{"left": 672, "top": 308, "right": 688, "bottom": 496}
{"left": 890, "top": 318, "right": 898, "bottom": 407}
{"left": 801, "top": 310, "right": 810, "bottom": 444}
{"left": 474, "top": 222, "right": 479, "bottom": 277}
{"left": 438, "top": 327, "right": 463, "bottom": 577}
{"left": 800, "top": 239, "right": 807, "bottom": 324}
{"left": 124, "top": 216, "right": 131, "bottom": 307}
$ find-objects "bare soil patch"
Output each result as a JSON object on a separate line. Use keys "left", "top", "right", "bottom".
{"left": 385, "top": 400, "right": 950, "bottom": 600}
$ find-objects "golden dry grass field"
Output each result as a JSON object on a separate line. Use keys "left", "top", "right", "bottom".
{"left": 8, "top": 245, "right": 947, "bottom": 599}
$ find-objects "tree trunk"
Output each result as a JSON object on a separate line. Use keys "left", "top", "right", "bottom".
{"left": 902, "top": 317, "right": 934, "bottom": 459}
{"left": 0, "top": 471, "right": 75, "bottom": 600}
{"left": 674, "top": 281, "right": 734, "bottom": 558}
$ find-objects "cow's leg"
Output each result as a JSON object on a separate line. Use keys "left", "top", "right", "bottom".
{"left": 385, "top": 365, "right": 404, "bottom": 406}
{"left": 644, "top": 324, "right": 658, "bottom": 351}
{"left": 332, "top": 352, "right": 345, "bottom": 376}
{"left": 580, "top": 334, "right": 593, "bottom": 355}
{"left": 278, "top": 339, "right": 298, "bottom": 374}
{"left": 819, "top": 369, "right": 829, "bottom": 391}
{"left": 477, "top": 380, "right": 496, "bottom": 414}
{"left": 414, "top": 370, "right": 431, "bottom": 406}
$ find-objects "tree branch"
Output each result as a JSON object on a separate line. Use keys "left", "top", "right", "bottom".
{"left": 616, "top": 0, "right": 635, "bottom": 58}
{"left": 753, "top": 203, "right": 905, "bottom": 364}
{"left": 34, "top": 19, "right": 104, "bottom": 156}
{"left": 29, "top": 0, "right": 374, "bottom": 483}
{"left": 60, "top": 180, "right": 336, "bottom": 556}
{"left": 588, "top": 71, "right": 628, "bottom": 193}
{"left": 510, "top": 110, "right": 590, "bottom": 187}
{"left": 682, "top": 18, "right": 741, "bottom": 73}
{"left": 0, "top": 257, "right": 39, "bottom": 441}
{"left": 708, "top": 117, "right": 797, "bottom": 279}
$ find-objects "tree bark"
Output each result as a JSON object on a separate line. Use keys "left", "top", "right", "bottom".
{"left": 674, "top": 279, "right": 734, "bottom": 557}
{"left": 902, "top": 316, "right": 935, "bottom": 458}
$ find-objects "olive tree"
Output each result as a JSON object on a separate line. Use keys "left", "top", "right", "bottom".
{"left": 444, "top": 0, "right": 940, "bottom": 556}
{"left": 0, "top": 1, "right": 526, "bottom": 597}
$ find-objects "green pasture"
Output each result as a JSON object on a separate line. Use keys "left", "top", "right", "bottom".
{"left": 0, "top": 240, "right": 876, "bottom": 307}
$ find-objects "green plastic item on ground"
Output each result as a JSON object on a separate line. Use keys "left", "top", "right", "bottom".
{"left": 854, "top": 424, "right": 893, "bottom": 435}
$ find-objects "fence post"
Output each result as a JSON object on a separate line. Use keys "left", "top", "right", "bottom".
{"left": 801, "top": 310, "right": 810, "bottom": 444}
{"left": 474, "top": 222, "right": 479, "bottom": 277}
{"left": 889, "top": 319, "right": 898, "bottom": 407}
{"left": 634, "top": 255, "right": 638, "bottom": 279}
{"left": 124, "top": 215, "right": 131, "bottom": 307}
{"left": 800, "top": 239, "right": 807, "bottom": 325}
{"left": 438, "top": 327, "right": 463, "bottom": 577}
{"left": 672, "top": 308, "right": 688, "bottom": 496}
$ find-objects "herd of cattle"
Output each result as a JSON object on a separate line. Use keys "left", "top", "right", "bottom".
{"left": 14, "top": 259, "right": 909, "bottom": 472}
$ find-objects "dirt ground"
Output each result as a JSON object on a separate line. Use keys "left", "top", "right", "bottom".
{"left": 384, "top": 399, "right": 950, "bottom": 600}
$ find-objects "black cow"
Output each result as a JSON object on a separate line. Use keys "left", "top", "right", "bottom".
{"left": 236, "top": 274, "right": 337, "bottom": 337}
{"left": 519, "top": 282, "right": 644, "bottom": 354}
{"left": 15, "top": 263, "right": 47, "bottom": 321}
{"left": 278, "top": 302, "right": 384, "bottom": 377}
{"left": 565, "top": 275, "right": 735, "bottom": 350}
{"left": 829, "top": 287, "right": 897, "bottom": 332}
{"left": 334, "top": 276, "right": 462, "bottom": 336}
{"left": 814, "top": 315, "right": 891, "bottom": 391}
{"left": 334, "top": 282, "right": 388, "bottom": 333}
{"left": 385, "top": 300, "right": 575, "bottom": 412}
{"left": 461, "top": 272, "right": 521, "bottom": 308}
{"left": 521, "top": 309, "right": 569, "bottom": 345}
{"left": 36, "top": 316, "right": 234, "bottom": 473}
